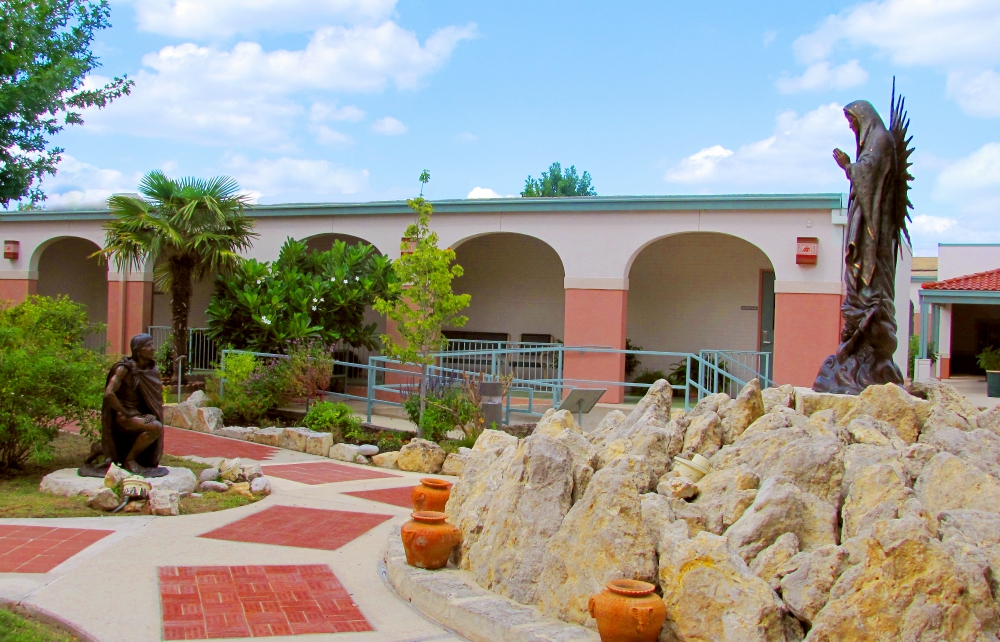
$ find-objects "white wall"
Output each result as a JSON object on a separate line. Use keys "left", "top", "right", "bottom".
{"left": 894, "top": 243, "right": 913, "bottom": 374}
{"left": 36, "top": 237, "right": 108, "bottom": 323}
{"left": 451, "top": 233, "right": 565, "bottom": 342}
{"left": 627, "top": 233, "right": 772, "bottom": 354}
{"left": 938, "top": 245, "right": 1000, "bottom": 280}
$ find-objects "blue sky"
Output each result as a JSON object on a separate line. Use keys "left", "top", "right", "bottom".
{"left": 37, "top": 0, "right": 1000, "bottom": 255}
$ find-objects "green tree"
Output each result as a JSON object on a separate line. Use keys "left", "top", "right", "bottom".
{"left": 1, "top": 0, "right": 133, "bottom": 207}
{"left": 521, "top": 162, "right": 596, "bottom": 197}
{"left": 205, "top": 237, "right": 396, "bottom": 354}
{"left": 374, "top": 178, "right": 470, "bottom": 437}
{"left": 97, "top": 171, "right": 257, "bottom": 379}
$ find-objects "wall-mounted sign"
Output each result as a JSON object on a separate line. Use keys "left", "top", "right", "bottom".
{"left": 3, "top": 240, "right": 18, "bottom": 260}
{"left": 796, "top": 237, "right": 818, "bottom": 265}
{"left": 741, "top": 305, "right": 758, "bottom": 311}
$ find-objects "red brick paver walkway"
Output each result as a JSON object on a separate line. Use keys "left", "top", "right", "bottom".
{"left": 343, "top": 486, "right": 417, "bottom": 509}
{"left": 261, "top": 461, "right": 398, "bottom": 485}
{"left": 199, "top": 506, "right": 393, "bottom": 551}
{"left": 159, "top": 564, "right": 372, "bottom": 639}
{"left": 164, "top": 427, "right": 279, "bottom": 460}
{"left": 0, "top": 525, "right": 113, "bottom": 573}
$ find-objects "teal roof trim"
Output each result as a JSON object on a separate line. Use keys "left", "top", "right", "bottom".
{"left": 0, "top": 193, "right": 844, "bottom": 222}
{"left": 919, "top": 290, "right": 1000, "bottom": 305}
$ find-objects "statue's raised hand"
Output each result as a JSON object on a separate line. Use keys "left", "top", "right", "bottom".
{"left": 833, "top": 148, "right": 851, "bottom": 171}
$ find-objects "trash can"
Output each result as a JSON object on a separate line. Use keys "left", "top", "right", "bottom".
{"left": 480, "top": 382, "right": 504, "bottom": 430}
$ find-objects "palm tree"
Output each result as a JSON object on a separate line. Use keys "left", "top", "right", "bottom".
{"left": 97, "top": 171, "right": 257, "bottom": 381}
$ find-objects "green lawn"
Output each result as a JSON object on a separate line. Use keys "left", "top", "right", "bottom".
{"left": 0, "top": 611, "right": 77, "bottom": 642}
{"left": 0, "top": 432, "right": 259, "bottom": 518}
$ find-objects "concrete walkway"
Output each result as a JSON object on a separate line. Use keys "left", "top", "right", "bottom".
{"left": 0, "top": 429, "right": 467, "bottom": 642}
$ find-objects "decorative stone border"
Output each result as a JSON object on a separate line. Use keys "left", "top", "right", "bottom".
{"left": 0, "top": 599, "right": 102, "bottom": 642}
{"left": 381, "top": 527, "right": 599, "bottom": 642}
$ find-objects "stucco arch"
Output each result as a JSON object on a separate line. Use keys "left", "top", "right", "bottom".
{"left": 301, "top": 232, "right": 382, "bottom": 255}
{"left": 449, "top": 232, "right": 566, "bottom": 343}
{"left": 34, "top": 236, "right": 109, "bottom": 323}
{"left": 623, "top": 230, "right": 777, "bottom": 282}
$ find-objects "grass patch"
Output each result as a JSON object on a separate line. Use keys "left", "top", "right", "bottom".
{"left": 0, "top": 610, "right": 77, "bottom": 642}
{"left": 0, "top": 432, "right": 260, "bottom": 519}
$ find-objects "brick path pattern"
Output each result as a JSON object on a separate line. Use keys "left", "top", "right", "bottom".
{"left": 261, "top": 462, "right": 398, "bottom": 485}
{"left": 163, "top": 427, "right": 279, "bottom": 460}
{"left": 159, "top": 564, "right": 371, "bottom": 639}
{"left": 343, "top": 486, "right": 417, "bottom": 509}
{"left": 198, "top": 505, "right": 393, "bottom": 551}
{"left": 0, "top": 525, "right": 113, "bottom": 573}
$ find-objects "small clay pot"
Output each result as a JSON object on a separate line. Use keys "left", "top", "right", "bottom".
{"left": 400, "top": 511, "right": 460, "bottom": 570}
{"left": 588, "top": 579, "right": 666, "bottom": 642}
{"left": 413, "top": 478, "right": 453, "bottom": 512}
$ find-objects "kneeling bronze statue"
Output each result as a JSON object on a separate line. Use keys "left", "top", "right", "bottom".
{"left": 79, "top": 333, "right": 168, "bottom": 478}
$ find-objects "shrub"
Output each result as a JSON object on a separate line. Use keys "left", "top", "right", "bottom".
{"left": 301, "top": 401, "right": 360, "bottom": 442}
{"left": 403, "top": 382, "right": 478, "bottom": 443}
{"left": 977, "top": 345, "right": 1000, "bottom": 372}
{"left": 624, "top": 338, "right": 642, "bottom": 379}
{"left": 218, "top": 352, "right": 295, "bottom": 425}
{"left": 376, "top": 432, "right": 403, "bottom": 452}
{"left": 287, "top": 341, "right": 334, "bottom": 404}
{"left": 628, "top": 369, "right": 667, "bottom": 396}
{"left": 907, "top": 335, "right": 938, "bottom": 378}
{"left": 0, "top": 296, "right": 108, "bottom": 470}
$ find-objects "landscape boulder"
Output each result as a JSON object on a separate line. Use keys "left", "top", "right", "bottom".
{"left": 247, "top": 427, "right": 284, "bottom": 446}
{"left": 371, "top": 452, "right": 399, "bottom": 469}
{"left": 914, "top": 452, "right": 1000, "bottom": 516}
{"left": 397, "top": 438, "right": 447, "bottom": 473}
{"left": 86, "top": 487, "right": 120, "bottom": 511}
{"left": 329, "top": 443, "right": 361, "bottom": 462}
{"left": 777, "top": 545, "right": 850, "bottom": 624}
{"left": 690, "top": 465, "right": 759, "bottom": 535}
{"left": 761, "top": 384, "right": 795, "bottom": 413}
{"left": 149, "top": 488, "right": 180, "bottom": 516}
{"left": 441, "top": 449, "right": 470, "bottom": 476}
{"left": 199, "top": 480, "right": 228, "bottom": 493}
{"left": 358, "top": 444, "right": 379, "bottom": 457}
{"left": 194, "top": 407, "right": 223, "bottom": 434}
{"left": 837, "top": 383, "right": 919, "bottom": 443}
{"left": 250, "top": 476, "right": 271, "bottom": 494}
{"left": 721, "top": 378, "right": 765, "bottom": 444}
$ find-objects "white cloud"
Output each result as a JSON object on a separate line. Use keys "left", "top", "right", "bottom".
{"left": 763, "top": 30, "right": 777, "bottom": 47}
{"left": 664, "top": 103, "right": 854, "bottom": 191}
{"left": 776, "top": 60, "right": 868, "bottom": 94}
{"left": 310, "top": 102, "right": 365, "bottom": 122}
{"left": 466, "top": 187, "right": 514, "bottom": 199}
{"left": 910, "top": 214, "right": 957, "bottom": 235}
{"left": 455, "top": 132, "right": 478, "bottom": 143}
{"left": 83, "top": 22, "right": 476, "bottom": 146}
{"left": 371, "top": 116, "right": 407, "bottom": 135}
{"left": 315, "top": 126, "right": 353, "bottom": 145}
{"left": 35, "top": 155, "right": 142, "bottom": 209}
{"left": 946, "top": 70, "right": 1000, "bottom": 118}
{"left": 226, "top": 155, "right": 369, "bottom": 203}
{"left": 132, "top": 0, "right": 397, "bottom": 39}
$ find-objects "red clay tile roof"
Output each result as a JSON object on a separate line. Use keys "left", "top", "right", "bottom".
{"left": 922, "top": 268, "right": 1000, "bottom": 291}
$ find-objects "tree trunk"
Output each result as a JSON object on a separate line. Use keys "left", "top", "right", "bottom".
{"left": 418, "top": 362, "right": 427, "bottom": 439}
{"left": 169, "top": 256, "right": 194, "bottom": 385}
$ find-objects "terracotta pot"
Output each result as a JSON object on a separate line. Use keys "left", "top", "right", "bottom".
{"left": 400, "top": 511, "right": 460, "bottom": 570}
{"left": 413, "top": 478, "right": 453, "bottom": 512}
{"left": 588, "top": 579, "right": 666, "bottom": 642}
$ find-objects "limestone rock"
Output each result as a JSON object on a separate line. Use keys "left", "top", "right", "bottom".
{"left": 247, "top": 427, "right": 284, "bottom": 446}
{"left": 229, "top": 481, "right": 252, "bottom": 497}
{"left": 841, "top": 443, "right": 908, "bottom": 502}
{"left": 838, "top": 383, "right": 919, "bottom": 443}
{"left": 153, "top": 468, "right": 197, "bottom": 494}
{"left": 807, "top": 516, "right": 998, "bottom": 641}
{"left": 250, "top": 476, "right": 271, "bottom": 494}
{"left": 104, "top": 463, "right": 129, "bottom": 488}
{"left": 921, "top": 405, "right": 972, "bottom": 435}
{"left": 41, "top": 466, "right": 196, "bottom": 496}
{"left": 240, "top": 464, "right": 263, "bottom": 482}
{"left": 778, "top": 545, "right": 849, "bottom": 624}
{"left": 149, "top": 488, "right": 180, "bottom": 516}
{"left": 358, "top": 444, "right": 379, "bottom": 456}
{"left": 441, "top": 452, "right": 466, "bottom": 476}
{"left": 761, "top": 384, "right": 795, "bottom": 414}
{"left": 397, "top": 438, "right": 447, "bottom": 473}
{"left": 749, "top": 532, "right": 799, "bottom": 590}
{"left": 908, "top": 379, "right": 980, "bottom": 428}
{"left": 846, "top": 415, "right": 907, "bottom": 450}
{"left": 586, "top": 410, "right": 627, "bottom": 445}
{"left": 329, "top": 443, "right": 360, "bottom": 462}
{"left": 86, "top": 487, "right": 120, "bottom": 511}
{"left": 939, "top": 509, "right": 1000, "bottom": 596}
{"left": 690, "top": 465, "right": 759, "bottom": 535}
{"left": 535, "top": 463, "right": 657, "bottom": 627}
{"left": 841, "top": 463, "right": 912, "bottom": 540}
{"left": 534, "top": 409, "right": 582, "bottom": 438}
{"left": 977, "top": 406, "right": 1000, "bottom": 436}
{"left": 371, "top": 452, "right": 399, "bottom": 469}
{"left": 689, "top": 392, "right": 730, "bottom": 418}
{"left": 216, "top": 426, "right": 254, "bottom": 440}
{"left": 198, "top": 468, "right": 219, "bottom": 483}
{"left": 794, "top": 388, "right": 857, "bottom": 420}
{"left": 725, "top": 475, "right": 838, "bottom": 565}
{"left": 668, "top": 496, "right": 708, "bottom": 536}
{"left": 553, "top": 429, "right": 598, "bottom": 502}
{"left": 640, "top": 493, "right": 690, "bottom": 553}
{"left": 722, "top": 379, "right": 765, "bottom": 444}
{"left": 659, "top": 531, "right": 789, "bottom": 642}
{"left": 623, "top": 421, "right": 686, "bottom": 492}
{"left": 919, "top": 427, "right": 1000, "bottom": 479}
{"left": 280, "top": 427, "right": 332, "bottom": 455}
{"left": 683, "top": 411, "right": 723, "bottom": 457}
{"left": 355, "top": 454, "right": 369, "bottom": 464}
{"left": 171, "top": 401, "right": 198, "bottom": 430}
{"left": 622, "top": 379, "right": 673, "bottom": 431}
{"left": 194, "top": 407, "right": 223, "bottom": 434}
{"left": 712, "top": 429, "right": 844, "bottom": 507}
{"left": 466, "top": 435, "right": 573, "bottom": 605}
{"left": 915, "top": 452, "right": 1000, "bottom": 516}
{"left": 447, "top": 442, "right": 520, "bottom": 568}
{"left": 186, "top": 390, "right": 210, "bottom": 407}
{"left": 162, "top": 403, "right": 177, "bottom": 427}
{"left": 199, "top": 480, "right": 228, "bottom": 493}
{"left": 658, "top": 475, "right": 697, "bottom": 499}
{"left": 902, "top": 442, "right": 938, "bottom": 479}
{"left": 741, "top": 408, "right": 807, "bottom": 439}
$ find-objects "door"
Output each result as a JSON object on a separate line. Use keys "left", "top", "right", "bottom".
{"left": 759, "top": 270, "right": 775, "bottom": 379}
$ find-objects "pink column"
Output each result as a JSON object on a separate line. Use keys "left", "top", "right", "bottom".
{"left": 563, "top": 288, "right": 628, "bottom": 403}
{"left": 0, "top": 278, "right": 36, "bottom": 303}
{"left": 107, "top": 278, "right": 153, "bottom": 356}
{"left": 773, "top": 292, "right": 841, "bottom": 387}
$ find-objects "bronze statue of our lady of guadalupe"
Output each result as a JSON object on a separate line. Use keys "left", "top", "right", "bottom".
{"left": 814, "top": 83, "right": 914, "bottom": 394}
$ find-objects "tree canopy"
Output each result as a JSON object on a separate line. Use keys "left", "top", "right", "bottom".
{"left": 521, "top": 162, "right": 596, "bottom": 197}
{"left": 0, "top": 0, "right": 133, "bottom": 207}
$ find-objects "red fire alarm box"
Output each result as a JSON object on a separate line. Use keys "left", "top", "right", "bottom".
{"left": 796, "top": 237, "right": 818, "bottom": 265}
{"left": 3, "top": 240, "right": 18, "bottom": 260}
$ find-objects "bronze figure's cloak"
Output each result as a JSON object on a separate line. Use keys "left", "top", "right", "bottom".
{"left": 100, "top": 357, "right": 164, "bottom": 468}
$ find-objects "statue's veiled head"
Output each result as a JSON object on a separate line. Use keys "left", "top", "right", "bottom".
{"left": 130, "top": 333, "right": 155, "bottom": 361}
{"left": 843, "top": 100, "right": 887, "bottom": 155}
